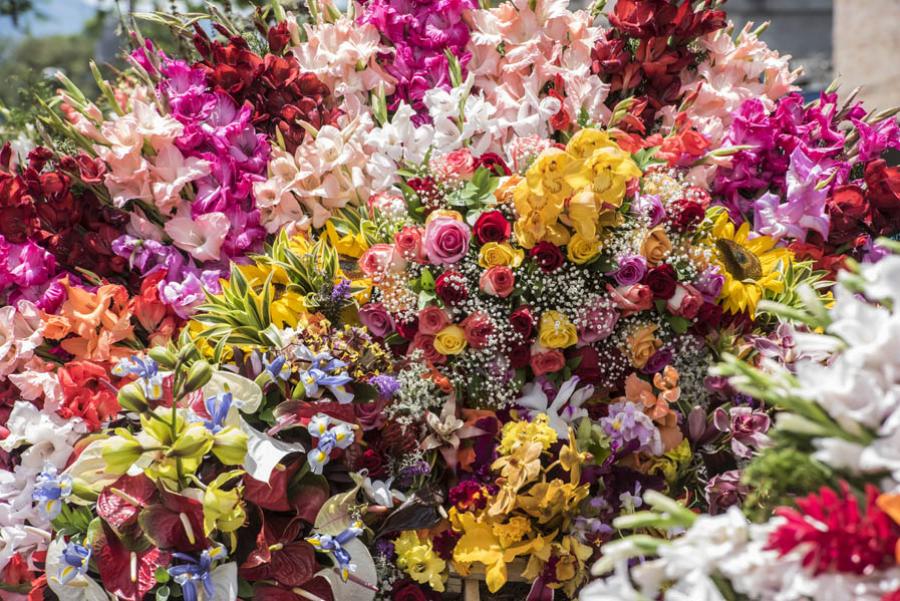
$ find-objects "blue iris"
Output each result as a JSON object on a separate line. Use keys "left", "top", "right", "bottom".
{"left": 33, "top": 464, "right": 72, "bottom": 520}
{"left": 306, "top": 522, "right": 363, "bottom": 581}
{"left": 168, "top": 546, "right": 227, "bottom": 601}
{"left": 112, "top": 355, "right": 164, "bottom": 401}
{"left": 58, "top": 540, "right": 91, "bottom": 585}
{"left": 201, "top": 392, "right": 233, "bottom": 434}
{"left": 265, "top": 355, "right": 291, "bottom": 381}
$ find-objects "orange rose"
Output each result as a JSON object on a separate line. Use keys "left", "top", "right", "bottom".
{"left": 626, "top": 324, "right": 661, "bottom": 369}
{"left": 640, "top": 226, "right": 672, "bottom": 266}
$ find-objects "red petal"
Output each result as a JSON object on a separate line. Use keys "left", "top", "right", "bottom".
{"left": 96, "top": 524, "right": 166, "bottom": 601}
{"left": 97, "top": 474, "right": 157, "bottom": 530}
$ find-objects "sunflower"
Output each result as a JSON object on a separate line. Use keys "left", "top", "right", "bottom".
{"left": 712, "top": 212, "right": 792, "bottom": 315}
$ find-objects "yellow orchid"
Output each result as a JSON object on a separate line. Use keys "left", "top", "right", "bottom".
{"left": 325, "top": 220, "right": 370, "bottom": 259}
{"left": 394, "top": 531, "right": 447, "bottom": 592}
{"left": 202, "top": 470, "right": 246, "bottom": 548}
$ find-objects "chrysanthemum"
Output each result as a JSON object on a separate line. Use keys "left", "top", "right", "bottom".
{"left": 711, "top": 212, "right": 792, "bottom": 315}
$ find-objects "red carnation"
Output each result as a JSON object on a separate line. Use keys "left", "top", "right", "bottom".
{"left": 473, "top": 210, "right": 511, "bottom": 244}
{"left": 767, "top": 483, "right": 899, "bottom": 575}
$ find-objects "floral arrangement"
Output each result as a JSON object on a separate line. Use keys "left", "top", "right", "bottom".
{"left": 0, "top": 0, "right": 899, "bottom": 600}
{"left": 580, "top": 249, "right": 900, "bottom": 601}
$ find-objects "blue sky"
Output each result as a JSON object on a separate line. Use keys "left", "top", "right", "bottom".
{"left": 0, "top": 0, "right": 97, "bottom": 38}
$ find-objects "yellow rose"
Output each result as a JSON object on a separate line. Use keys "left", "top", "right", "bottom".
{"left": 425, "top": 209, "right": 464, "bottom": 224}
{"left": 478, "top": 242, "right": 525, "bottom": 268}
{"left": 565, "top": 128, "right": 614, "bottom": 160}
{"left": 640, "top": 226, "right": 672, "bottom": 266}
{"left": 626, "top": 324, "right": 661, "bottom": 369}
{"left": 538, "top": 311, "right": 578, "bottom": 349}
{"left": 434, "top": 324, "right": 467, "bottom": 355}
{"left": 567, "top": 234, "right": 601, "bottom": 264}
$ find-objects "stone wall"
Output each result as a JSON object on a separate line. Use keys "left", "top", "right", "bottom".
{"left": 833, "top": 0, "right": 900, "bottom": 109}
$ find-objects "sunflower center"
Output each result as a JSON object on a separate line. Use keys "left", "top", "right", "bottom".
{"left": 716, "top": 239, "right": 763, "bottom": 281}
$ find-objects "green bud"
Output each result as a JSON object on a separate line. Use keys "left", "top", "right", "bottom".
{"left": 183, "top": 360, "right": 213, "bottom": 394}
{"left": 167, "top": 423, "right": 213, "bottom": 459}
{"left": 149, "top": 347, "right": 177, "bottom": 370}
{"left": 291, "top": 379, "right": 307, "bottom": 400}
{"left": 118, "top": 382, "right": 149, "bottom": 413}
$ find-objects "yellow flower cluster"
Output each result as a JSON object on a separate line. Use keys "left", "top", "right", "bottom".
{"left": 513, "top": 129, "right": 641, "bottom": 263}
{"left": 498, "top": 414, "right": 558, "bottom": 455}
{"left": 394, "top": 530, "right": 447, "bottom": 592}
{"left": 451, "top": 424, "right": 592, "bottom": 596}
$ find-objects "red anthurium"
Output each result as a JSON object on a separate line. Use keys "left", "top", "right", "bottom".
{"left": 254, "top": 576, "right": 335, "bottom": 601}
{"left": 243, "top": 462, "right": 301, "bottom": 512}
{"left": 96, "top": 474, "right": 157, "bottom": 531}
{"left": 241, "top": 514, "right": 318, "bottom": 588}
{"left": 138, "top": 488, "right": 207, "bottom": 551}
{"left": 95, "top": 523, "right": 168, "bottom": 601}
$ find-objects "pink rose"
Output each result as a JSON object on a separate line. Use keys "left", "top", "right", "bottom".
{"left": 359, "top": 303, "right": 394, "bottom": 337}
{"left": 579, "top": 301, "right": 620, "bottom": 343}
{"left": 367, "top": 191, "right": 406, "bottom": 217}
{"left": 479, "top": 266, "right": 515, "bottom": 298}
{"left": 438, "top": 148, "right": 476, "bottom": 180}
{"left": 462, "top": 312, "right": 494, "bottom": 349}
{"left": 667, "top": 284, "right": 703, "bottom": 319}
{"left": 412, "top": 332, "right": 445, "bottom": 365}
{"left": 423, "top": 216, "right": 470, "bottom": 265}
{"left": 395, "top": 226, "right": 426, "bottom": 263}
{"left": 359, "top": 243, "right": 406, "bottom": 276}
{"left": 418, "top": 306, "right": 451, "bottom": 335}
{"left": 606, "top": 283, "right": 653, "bottom": 316}
{"left": 530, "top": 349, "right": 566, "bottom": 376}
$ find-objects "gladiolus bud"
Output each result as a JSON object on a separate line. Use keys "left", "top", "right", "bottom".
{"left": 183, "top": 361, "right": 213, "bottom": 394}
{"left": 118, "top": 382, "right": 149, "bottom": 413}
{"left": 149, "top": 347, "right": 177, "bottom": 370}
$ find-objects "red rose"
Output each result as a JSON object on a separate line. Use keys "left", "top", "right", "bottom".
{"left": 692, "top": 302, "right": 723, "bottom": 336}
{"left": 827, "top": 185, "right": 869, "bottom": 244}
{"left": 473, "top": 210, "right": 511, "bottom": 244}
{"left": 434, "top": 270, "right": 469, "bottom": 305}
{"left": 392, "top": 581, "right": 429, "bottom": 601}
{"left": 480, "top": 266, "right": 515, "bottom": 298}
{"left": 462, "top": 312, "right": 494, "bottom": 349}
{"left": 509, "top": 305, "right": 535, "bottom": 340}
{"left": 412, "top": 332, "right": 446, "bottom": 365}
{"left": 572, "top": 345, "right": 602, "bottom": 385}
{"left": 475, "top": 153, "right": 511, "bottom": 176}
{"left": 645, "top": 264, "right": 677, "bottom": 299}
{"left": 668, "top": 198, "right": 705, "bottom": 231}
{"left": 57, "top": 360, "right": 120, "bottom": 432}
{"left": 529, "top": 241, "right": 565, "bottom": 273}
{"left": 395, "top": 317, "right": 419, "bottom": 340}
{"left": 395, "top": 226, "right": 426, "bottom": 262}
{"left": 509, "top": 342, "right": 531, "bottom": 369}
{"left": 530, "top": 349, "right": 566, "bottom": 376}
{"left": 354, "top": 448, "right": 387, "bottom": 479}
{"left": 418, "top": 306, "right": 450, "bottom": 335}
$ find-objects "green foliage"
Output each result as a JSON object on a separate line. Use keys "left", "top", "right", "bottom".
{"left": 741, "top": 445, "right": 835, "bottom": 522}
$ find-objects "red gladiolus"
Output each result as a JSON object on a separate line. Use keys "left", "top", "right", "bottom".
{"left": 57, "top": 360, "right": 121, "bottom": 432}
{"left": 767, "top": 483, "right": 900, "bottom": 575}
